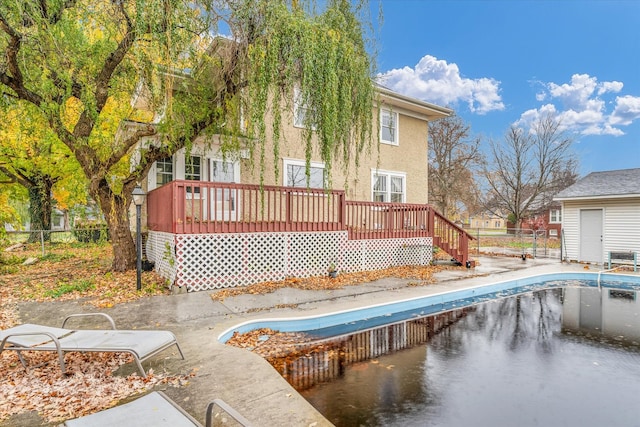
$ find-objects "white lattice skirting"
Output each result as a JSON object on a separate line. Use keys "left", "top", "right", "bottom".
{"left": 147, "top": 231, "right": 433, "bottom": 292}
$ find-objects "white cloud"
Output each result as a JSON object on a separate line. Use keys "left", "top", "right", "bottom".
{"left": 378, "top": 55, "right": 504, "bottom": 115}
{"left": 379, "top": 58, "right": 639, "bottom": 137}
{"left": 520, "top": 73, "right": 638, "bottom": 136}
{"left": 609, "top": 95, "right": 640, "bottom": 126}
{"left": 598, "top": 81, "right": 623, "bottom": 95}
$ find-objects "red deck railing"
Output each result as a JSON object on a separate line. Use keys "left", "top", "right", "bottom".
{"left": 147, "top": 181, "right": 473, "bottom": 264}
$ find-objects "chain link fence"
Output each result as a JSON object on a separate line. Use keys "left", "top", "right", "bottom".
{"left": 4, "top": 228, "right": 110, "bottom": 256}
{"left": 467, "top": 228, "right": 561, "bottom": 259}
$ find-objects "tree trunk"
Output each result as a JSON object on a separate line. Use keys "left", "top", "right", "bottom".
{"left": 94, "top": 182, "right": 136, "bottom": 272}
{"left": 27, "top": 174, "right": 54, "bottom": 242}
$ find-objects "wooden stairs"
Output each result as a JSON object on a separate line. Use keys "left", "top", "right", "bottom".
{"left": 431, "top": 209, "right": 474, "bottom": 266}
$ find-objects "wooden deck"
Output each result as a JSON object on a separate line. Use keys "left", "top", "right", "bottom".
{"left": 147, "top": 181, "right": 473, "bottom": 264}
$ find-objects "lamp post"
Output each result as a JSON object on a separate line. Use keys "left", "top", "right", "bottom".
{"left": 132, "top": 184, "right": 146, "bottom": 291}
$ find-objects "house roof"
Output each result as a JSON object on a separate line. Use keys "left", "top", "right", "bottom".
{"left": 376, "top": 84, "right": 452, "bottom": 121}
{"left": 554, "top": 168, "right": 640, "bottom": 201}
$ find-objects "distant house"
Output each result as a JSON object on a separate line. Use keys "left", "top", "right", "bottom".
{"left": 520, "top": 199, "right": 562, "bottom": 238}
{"left": 467, "top": 211, "right": 506, "bottom": 230}
{"left": 554, "top": 168, "right": 640, "bottom": 264}
{"left": 546, "top": 202, "right": 563, "bottom": 238}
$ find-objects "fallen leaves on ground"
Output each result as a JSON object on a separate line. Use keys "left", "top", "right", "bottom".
{"left": 1, "top": 244, "right": 169, "bottom": 310}
{"left": 226, "top": 328, "right": 317, "bottom": 359}
{"left": 210, "top": 264, "right": 456, "bottom": 302}
{"left": 0, "top": 244, "right": 170, "bottom": 331}
{"left": 0, "top": 350, "right": 194, "bottom": 423}
{"left": 0, "top": 243, "right": 177, "bottom": 423}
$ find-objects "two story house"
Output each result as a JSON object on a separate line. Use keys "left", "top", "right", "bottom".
{"left": 139, "top": 85, "right": 473, "bottom": 291}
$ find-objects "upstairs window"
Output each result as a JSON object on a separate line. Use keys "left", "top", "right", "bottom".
{"left": 285, "top": 159, "right": 325, "bottom": 189}
{"left": 380, "top": 108, "right": 398, "bottom": 145}
{"left": 156, "top": 157, "right": 173, "bottom": 186}
{"left": 294, "top": 87, "right": 316, "bottom": 129}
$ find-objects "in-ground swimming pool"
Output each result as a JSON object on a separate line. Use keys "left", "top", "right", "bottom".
{"left": 220, "top": 273, "right": 640, "bottom": 426}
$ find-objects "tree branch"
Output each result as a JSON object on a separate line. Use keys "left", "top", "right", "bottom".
{"left": 0, "top": 165, "right": 32, "bottom": 188}
{"left": 73, "top": 5, "right": 135, "bottom": 139}
{"left": 0, "top": 13, "right": 44, "bottom": 106}
{"left": 103, "top": 124, "right": 158, "bottom": 173}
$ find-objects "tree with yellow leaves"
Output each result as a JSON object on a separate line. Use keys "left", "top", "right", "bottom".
{"left": 0, "top": 0, "right": 376, "bottom": 271}
{"left": 0, "top": 102, "right": 86, "bottom": 239}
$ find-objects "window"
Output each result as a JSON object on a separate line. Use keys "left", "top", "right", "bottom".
{"left": 549, "top": 209, "right": 561, "bottom": 223}
{"left": 380, "top": 108, "right": 398, "bottom": 145}
{"left": 185, "top": 156, "right": 201, "bottom": 195}
{"left": 284, "top": 159, "right": 325, "bottom": 189}
{"left": 210, "top": 159, "right": 238, "bottom": 218}
{"left": 156, "top": 157, "right": 173, "bottom": 186}
{"left": 372, "top": 171, "right": 405, "bottom": 202}
{"left": 185, "top": 156, "right": 201, "bottom": 181}
{"left": 293, "top": 87, "right": 316, "bottom": 129}
{"left": 210, "top": 159, "right": 235, "bottom": 183}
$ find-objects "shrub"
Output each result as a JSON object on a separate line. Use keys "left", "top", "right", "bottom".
{"left": 73, "top": 221, "right": 110, "bottom": 243}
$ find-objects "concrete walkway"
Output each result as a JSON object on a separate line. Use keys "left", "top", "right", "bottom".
{"left": 4, "top": 256, "right": 592, "bottom": 427}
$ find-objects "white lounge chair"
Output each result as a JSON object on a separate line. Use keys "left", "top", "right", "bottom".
{"left": 0, "top": 313, "right": 184, "bottom": 376}
{"left": 63, "top": 391, "right": 252, "bottom": 427}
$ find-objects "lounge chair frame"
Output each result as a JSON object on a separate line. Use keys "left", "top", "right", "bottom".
{"left": 63, "top": 391, "right": 253, "bottom": 427}
{"left": 0, "top": 313, "right": 184, "bottom": 376}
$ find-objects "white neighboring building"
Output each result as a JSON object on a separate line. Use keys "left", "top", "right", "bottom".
{"left": 554, "top": 168, "right": 640, "bottom": 265}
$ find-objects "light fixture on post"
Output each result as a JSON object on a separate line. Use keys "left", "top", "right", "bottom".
{"left": 132, "top": 184, "right": 146, "bottom": 291}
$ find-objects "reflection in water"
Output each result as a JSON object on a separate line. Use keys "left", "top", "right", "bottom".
{"left": 263, "top": 286, "right": 640, "bottom": 427}
{"left": 562, "top": 286, "right": 640, "bottom": 344}
{"left": 261, "top": 309, "right": 470, "bottom": 391}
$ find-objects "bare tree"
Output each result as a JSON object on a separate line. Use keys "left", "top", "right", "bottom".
{"left": 482, "top": 114, "right": 576, "bottom": 226}
{"left": 428, "top": 114, "right": 482, "bottom": 219}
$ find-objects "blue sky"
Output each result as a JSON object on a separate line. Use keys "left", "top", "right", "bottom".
{"left": 371, "top": 0, "right": 640, "bottom": 176}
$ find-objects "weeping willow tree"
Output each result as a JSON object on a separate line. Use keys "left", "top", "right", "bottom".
{"left": 0, "top": 0, "right": 376, "bottom": 271}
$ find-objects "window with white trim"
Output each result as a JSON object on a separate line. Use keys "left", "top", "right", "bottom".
{"left": 156, "top": 157, "right": 173, "bottom": 186}
{"left": 210, "top": 159, "right": 238, "bottom": 219}
{"left": 549, "top": 209, "right": 561, "bottom": 223}
{"left": 210, "top": 159, "right": 235, "bottom": 182}
{"left": 185, "top": 156, "right": 201, "bottom": 181}
{"left": 185, "top": 155, "right": 201, "bottom": 194}
{"left": 372, "top": 171, "right": 405, "bottom": 202}
{"left": 293, "top": 87, "right": 316, "bottom": 129}
{"left": 284, "top": 159, "right": 325, "bottom": 189}
{"left": 380, "top": 108, "right": 398, "bottom": 145}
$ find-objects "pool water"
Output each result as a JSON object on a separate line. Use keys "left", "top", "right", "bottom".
{"left": 295, "top": 286, "right": 640, "bottom": 426}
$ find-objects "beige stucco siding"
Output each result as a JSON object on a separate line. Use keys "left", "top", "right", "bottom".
{"left": 239, "top": 104, "right": 430, "bottom": 204}
{"left": 145, "top": 87, "right": 449, "bottom": 205}
{"left": 561, "top": 198, "right": 640, "bottom": 263}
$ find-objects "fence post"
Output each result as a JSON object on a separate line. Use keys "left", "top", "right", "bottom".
{"left": 532, "top": 231, "right": 537, "bottom": 259}
{"left": 339, "top": 192, "right": 346, "bottom": 231}
{"left": 460, "top": 231, "right": 469, "bottom": 265}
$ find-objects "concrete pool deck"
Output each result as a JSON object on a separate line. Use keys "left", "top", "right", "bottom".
{"left": 4, "top": 256, "right": 631, "bottom": 427}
